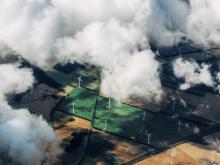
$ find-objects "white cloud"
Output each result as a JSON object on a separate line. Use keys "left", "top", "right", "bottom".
{"left": 1, "top": 0, "right": 220, "bottom": 163}
{"left": 0, "top": 64, "right": 62, "bottom": 165}
{"left": 187, "top": 0, "right": 220, "bottom": 48}
{"left": 173, "top": 58, "right": 214, "bottom": 90}
{"left": 101, "top": 50, "right": 163, "bottom": 102}
{"left": 55, "top": 19, "right": 162, "bottom": 102}
{"left": 0, "top": 64, "right": 34, "bottom": 96}
{"left": 0, "top": 0, "right": 220, "bottom": 102}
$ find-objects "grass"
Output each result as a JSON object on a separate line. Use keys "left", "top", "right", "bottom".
{"left": 55, "top": 91, "right": 156, "bottom": 140}
{"left": 56, "top": 87, "right": 98, "bottom": 120}
{"left": 93, "top": 97, "right": 156, "bottom": 139}
{"left": 68, "top": 67, "right": 100, "bottom": 91}
{"left": 46, "top": 64, "right": 100, "bottom": 91}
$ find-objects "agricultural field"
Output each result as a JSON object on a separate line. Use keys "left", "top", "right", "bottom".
{"left": 46, "top": 63, "right": 100, "bottom": 91}
{"left": 44, "top": 61, "right": 220, "bottom": 165}
{"left": 93, "top": 96, "right": 156, "bottom": 141}
{"left": 56, "top": 87, "right": 98, "bottom": 121}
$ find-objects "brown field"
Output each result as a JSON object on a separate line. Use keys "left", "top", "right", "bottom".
{"left": 135, "top": 148, "right": 196, "bottom": 165}
{"left": 25, "top": 86, "right": 220, "bottom": 165}
{"left": 177, "top": 142, "right": 220, "bottom": 165}
{"left": 52, "top": 111, "right": 91, "bottom": 140}
{"left": 57, "top": 85, "right": 74, "bottom": 97}
{"left": 135, "top": 142, "right": 220, "bottom": 165}
{"left": 82, "top": 129, "right": 152, "bottom": 165}
{"left": 52, "top": 111, "right": 153, "bottom": 165}
{"left": 52, "top": 111, "right": 91, "bottom": 165}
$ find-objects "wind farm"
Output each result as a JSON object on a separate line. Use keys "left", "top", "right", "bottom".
{"left": 1, "top": 0, "right": 220, "bottom": 165}
{"left": 12, "top": 48, "right": 220, "bottom": 164}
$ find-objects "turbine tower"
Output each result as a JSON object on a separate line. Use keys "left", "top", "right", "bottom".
{"left": 78, "top": 76, "right": 82, "bottom": 88}
{"left": 211, "top": 151, "right": 217, "bottom": 165}
{"left": 147, "top": 133, "right": 152, "bottom": 145}
{"left": 108, "top": 99, "right": 111, "bottom": 110}
{"left": 103, "top": 120, "right": 107, "bottom": 131}
{"left": 178, "top": 120, "right": 181, "bottom": 133}
{"left": 72, "top": 101, "right": 76, "bottom": 113}
{"left": 170, "top": 149, "right": 176, "bottom": 165}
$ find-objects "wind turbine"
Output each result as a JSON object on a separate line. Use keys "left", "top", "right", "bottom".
{"left": 211, "top": 151, "right": 217, "bottom": 165}
{"left": 147, "top": 133, "right": 152, "bottom": 145}
{"left": 142, "top": 111, "right": 146, "bottom": 121}
{"left": 170, "top": 149, "right": 176, "bottom": 165}
{"left": 107, "top": 98, "right": 111, "bottom": 110}
{"left": 103, "top": 120, "right": 107, "bottom": 131}
{"left": 130, "top": 136, "right": 136, "bottom": 141}
{"left": 144, "top": 130, "right": 148, "bottom": 136}
{"left": 72, "top": 101, "right": 76, "bottom": 113}
{"left": 78, "top": 76, "right": 82, "bottom": 88}
{"left": 178, "top": 120, "right": 181, "bottom": 133}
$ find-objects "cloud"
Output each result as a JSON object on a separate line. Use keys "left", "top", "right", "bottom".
{"left": 133, "top": 0, "right": 189, "bottom": 47}
{"left": 0, "top": 64, "right": 62, "bottom": 165}
{"left": 0, "top": 64, "right": 34, "bottom": 96}
{"left": 186, "top": 0, "right": 220, "bottom": 48}
{"left": 55, "top": 19, "right": 148, "bottom": 67}
{"left": 1, "top": 0, "right": 220, "bottom": 164}
{"left": 0, "top": 0, "right": 220, "bottom": 102}
{"left": 101, "top": 50, "right": 163, "bottom": 102}
{"left": 173, "top": 58, "right": 214, "bottom": 90}
{"left": 55, "top": 19, "right": 162, "bottom": 102}
{"left": 0, "top": 0, "right": 166, "bottom": 102}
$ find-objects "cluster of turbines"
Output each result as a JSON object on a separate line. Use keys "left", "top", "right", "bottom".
{"left": 63, "top": 76, "right": 219, "bottom": 165}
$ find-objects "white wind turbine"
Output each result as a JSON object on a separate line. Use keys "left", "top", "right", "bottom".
{"left": 107, "top": 98, "right": 111, "bottom": 110}
{"left": 78, "top": 76, "right": 82, "bottom": 88}
{"left": 211, "top": 151, "right": 217, "bottom": 165}
{"left": 65, "top": 93, "right": 68, "bottom": 100}
{"left": 170, "top": 149, "right": 177, "bottom": 165}
{"left": 72, "top": 101, "right": 76, "bottom": 113}
{"left": 147, "top": 133, "right": 152, "bottom": 145}
{"left": 103, "top": 120, "right": 107, "bottom": 131}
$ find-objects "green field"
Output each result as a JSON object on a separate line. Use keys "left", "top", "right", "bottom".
{"left": 46, "top": 64, "right": 100, "bottom": 91}
{"left": 55, "top": 88, "right": 156, "bottom": 140}
{"left": 51, "top": 63, "right": 157, "bottom": 141}
{"left": 56, "top": 87, "right": 98, "bottom": 120}
{"left": 68, "top": 67, "right": 100, "bottom": 91}
{"left": 93, "top": 97, "right": 156, "bottom": 140}
{"left": 46, "top": 69, "right": 75, "bottom": 86}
